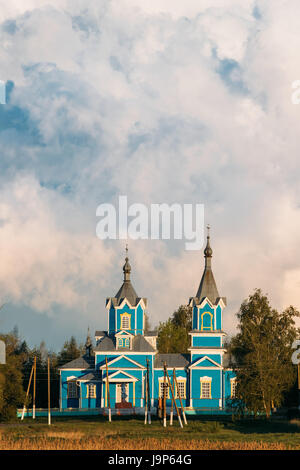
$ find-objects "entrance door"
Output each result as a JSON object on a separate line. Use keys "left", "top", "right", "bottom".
{"left": 116, "top": 383, "right": 129, "bottom": 403}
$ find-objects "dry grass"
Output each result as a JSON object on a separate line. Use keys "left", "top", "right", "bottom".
{"left": 0, "top": 435, "right": 295, "bottom": 450}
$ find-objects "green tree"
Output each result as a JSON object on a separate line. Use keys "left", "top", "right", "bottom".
{"left": 229, "top": 289, "right": 300, "bottom": 418}
{"left": 157, "top": 305, "right": 192, "bottom": 353}
{"left": 22, "top": 342, "right": 59, "bottom": 409}
{"left": 172, "top": 305, "right": 192, "bottom": 331}
{"left": 57, "top": 336, "right": 84, "bottom": 366}
{"left": 0, "top": 330, "right": 26, "bottom": 421}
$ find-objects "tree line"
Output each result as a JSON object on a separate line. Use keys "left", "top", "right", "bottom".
{"left": 0, "top": 288, "right": 299, "bottom": 420}
{"left": 157, "top": 288, "right": 300, "bottom": 417}
{"left": 0, "top": 329, "right": 85, "bottom": 420}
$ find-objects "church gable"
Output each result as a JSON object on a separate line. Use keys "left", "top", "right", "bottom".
{"left": 103, "top": 370, "right": 139, "bottom": 382}
{"left": 100, "top": 355, "right": 146, "bottom": 370}
{"left": 115, "top": 330, "right": 133, "bottom": 338}
{"left": 190, "top": 355, "right": 221, "bottom": 369}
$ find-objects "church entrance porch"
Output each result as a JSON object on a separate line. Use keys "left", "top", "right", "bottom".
{"left": 115, "top": 383, "right": 132, "bottom": 409}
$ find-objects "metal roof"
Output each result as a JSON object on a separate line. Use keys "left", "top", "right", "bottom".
{"left": 76, "top": 371, "right": 101, "bottom": 381}
{"left": 94, "top": 333, "right": 155, "bottom": 352}
{"left": 154, "top": 353, "right": 190, "bottom": 368}
{"left": 58, "top": 354, "right": 94, "bottom": 370}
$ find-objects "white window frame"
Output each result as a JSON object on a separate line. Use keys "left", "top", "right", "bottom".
{"left": 86, "top": 383, "right": 96, "bottom": 398}
{"left": 159, "top": 379, "right": 170, "bottom": 399}
{"left": 230, "top": 378, "right": 237, "bottom": 398}
{"left": 67, "top": 381, "right": 78, "bottom": 399}
{"left": 117, "top": 337, "right": 131, "bottom": 349}
{"left": 121, "top": 313, "right": 131, "bottom": 330}
{"left": 175, "top": 379, "right": 186, "bottom": 399}
{"left": 200, "top": 377, "right": 212, "bottom": 399}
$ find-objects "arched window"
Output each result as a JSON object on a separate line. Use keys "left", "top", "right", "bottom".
{"left": 67, "top": 381, "right": 78, "bottom": 398}
{"left": 121, "top": 313, "right": 131, "bottom": 330}
{"left": 201, "top": 311, "right": 213, "bottom": 330}
{"left": 230, "top": 378, "right": 237, "bottom": 398}
{"left": 117, "top": 337, "right": 130, "bottom": 349}
{"left": 200, "top": 377, "right": 212, "bottom": 399}
{"left": 87, "top": 384, "right": 96, "bottom": 398}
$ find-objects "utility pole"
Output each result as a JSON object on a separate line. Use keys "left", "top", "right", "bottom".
{"left": 174, "top": 370, "right": 187, "bottom": 425}
{"left": 147, "top": 359, "right": 151, "bottom": 424}
{"left": 33, "top": 356, "right": 36, "bottom": 419}
{"left": 48, "top": 357, "right": 51, "bottom": 426}
{"left": 21, "top": 363, "right": 34, "bottom": 420}
{"left": 144, "top": 369, "right": 148, "bottom": 425}
{"left": 170, "top": 369, "right": 175, "bottom": 426}
{"left": 163, "top": 362, "right": 167, "bottom": 428}
{"left": 164, "top": 364, "right": 183, "bottom": 428}
{"left": 105, "top": 356, "right": 111, "bottom": 422}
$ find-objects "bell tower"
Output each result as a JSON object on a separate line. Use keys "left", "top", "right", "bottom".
{"left": 188, "top": 226, "right": 227, "bottom": 364}
{"left": 105, "top": 245, "right": 147, "bottom": 336}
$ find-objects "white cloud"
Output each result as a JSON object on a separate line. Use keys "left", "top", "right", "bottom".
{"left": 0, "top": 0, "right": 300, "bottom": 345}
{"left": 0, "top": 175, "right": 114, "bottom": 312}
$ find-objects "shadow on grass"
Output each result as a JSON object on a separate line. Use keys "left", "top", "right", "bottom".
{"left": 14, "top": 414, "right": 300, "bottom": 438}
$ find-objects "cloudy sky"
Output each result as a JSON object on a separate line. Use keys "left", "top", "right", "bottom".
{"left": 0, "top": 0, "right": 300, "bottom": 351}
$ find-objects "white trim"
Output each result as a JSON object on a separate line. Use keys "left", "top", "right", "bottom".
{"left": 200, "top": 376, "right": 212, "bottom": 382}
{"left": 107, "top": 307, "right": 110, "bottom": 335}
{"left": 143, "top": 309, "right": 145, "bottom": 334}
{"left": 95, "top": 351, "right": 156, "bottom": 356}
{"left": 189, "top": 332, "right": 226, "bottom": 337}
{"left": 158, "top": 377, "right": 170, "bottom": 399}
{"left": 214, "top": 305, "right": 216, "bottom": 330}
{"left": 115, "top": 330, "right": 134, "bottom": 337}
{"left": 189, "top": 355, "right": 222, "bottom": 369}
{"left": 230, "top": 377, "right": 237, "bottom": 398}
{"left": 77, "top": 379, "right": 101, "bottom": 383}
{"left": 100, "top": 354, "right": 146, "bottom": 370}
{"left": 106, "top": 297, "right": 146, "bottom": 311}
{"left": 120, "top": 297, "right": 147, "bottom": 310}
{"left": 103, "top": 370, "right": 139, "bottom": 383}
{"left": 188, "top": 348, "right": 226, "bottom": 354}
{"left": 86, "top": 383, "right": 96, "bottom": 399}
{"left": 199, "top": 298, "right": 215, "bottom": 309}
{"left": 175, "top": 377, "right": 187, "bottom": 399}
{"left": 200, "top": 378, "right": 212, "bottom": 399}
{"left": 101, "top": 367, "right": 145, "bottom": 371}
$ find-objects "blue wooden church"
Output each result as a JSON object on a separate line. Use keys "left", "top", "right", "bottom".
{"left": 59, "top": 231, "right": 236, "bottom": 413}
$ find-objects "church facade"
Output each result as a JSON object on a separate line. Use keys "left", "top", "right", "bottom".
{"left": 59, "top": 232, "right": 236, "bottom": 413}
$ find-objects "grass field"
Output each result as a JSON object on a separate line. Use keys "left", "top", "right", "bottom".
{"left": 0, "top": 416, "right": 300, "bottom": 450}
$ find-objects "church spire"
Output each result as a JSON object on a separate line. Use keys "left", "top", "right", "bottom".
{"left": 114, "top": 243, "right": 139, "bottom": 306}
{"left": 204, "top": 224, "right": 213, "bottom": 268}
{"left": 123, "top": 243, "right": 131, "bottom": 282}
{"left": 85, "top": 327, "right": 92, "bottom": 357}
{"left": 195, "top": 225, "right": 220, "bottom": 304}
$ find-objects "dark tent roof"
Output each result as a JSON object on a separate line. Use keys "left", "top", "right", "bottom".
{"left": 196, "top": 267, "right": 220, "bottom": 305}
{"left": 94, "top": 333, "right": 155, "bottom": 352}
{"left": 115, "top": 280, "right": 139, "bottom": 306}
{"left": 58, "top": 354, "right": 94, "bottom": 370}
